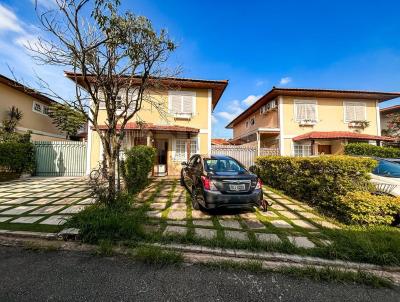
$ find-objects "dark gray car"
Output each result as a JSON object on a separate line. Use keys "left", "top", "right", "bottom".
{"left": 181, "top": 154, "right": 263, "bottom": 210}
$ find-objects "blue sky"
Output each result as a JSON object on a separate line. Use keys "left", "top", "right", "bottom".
{"left": 1, "top": 0, "right": 400, "bottom": 138}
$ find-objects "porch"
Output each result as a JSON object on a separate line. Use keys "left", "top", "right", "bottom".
{"left": 229, "top": 128, "right": 280, "bottom": 156}
{"left": 119, "top": 123, "right": 200, "bottom": 176}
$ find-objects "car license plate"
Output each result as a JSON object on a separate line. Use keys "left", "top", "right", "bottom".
{"left": 229, "top": 184, "right": 245, "bottom": 191}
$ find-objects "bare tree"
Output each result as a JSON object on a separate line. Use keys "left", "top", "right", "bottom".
{"left": 28, "top": 0, "right": 176, "bottom": 203}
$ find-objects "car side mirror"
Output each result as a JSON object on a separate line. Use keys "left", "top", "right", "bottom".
{"left": 181, "top": 161, "right": 187, "bottom": 166}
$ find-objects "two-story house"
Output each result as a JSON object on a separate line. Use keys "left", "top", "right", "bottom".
{"left": 380, "top": 105, "right": 400, "bottom": 137}
{"left": 0, "top": 74, "right": 65, "bottom": 141}
{"left": 65, "top": 72, "right": 228, "bottom": 176}
{"left": 226, "top": 88, "right": 400, "bottom": 156}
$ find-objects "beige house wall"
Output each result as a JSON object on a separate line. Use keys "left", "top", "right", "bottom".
{"left": 232, "top": 110, "right": 278, "bottom": 139}
{"left": 0, "top": 82, "right": 65, "bottom": 141}
{"left": 89, "top": 88, "right": 211, "bottom": 175}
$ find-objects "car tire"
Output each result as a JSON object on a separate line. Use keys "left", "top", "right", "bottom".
{"left": 191, "top": 188, "right": 200, "bottom": 210}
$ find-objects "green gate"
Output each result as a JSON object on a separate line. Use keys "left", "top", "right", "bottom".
{"left": 34, "top": 141, "right": 87, "bottom": 177}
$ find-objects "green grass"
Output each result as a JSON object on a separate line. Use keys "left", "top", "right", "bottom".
{"left": 95, "top": 240, "right": 114, "bottom": 256}
{"left": 0, "top": 222, "right": 62, "bottom": 233}
{"left": 277, "top": 266, "right": 394, "bottom": 289}
{"left": 134, "top": 245, "right": 183, "bottom": 265}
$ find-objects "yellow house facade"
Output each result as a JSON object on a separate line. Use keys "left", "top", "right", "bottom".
{"left": 227, "top": 88, "right": 400, "bottom": 156}
{"left": 0, "top": 74, "right": 65, "bottom": 141}
{"left": 65, "top": 73, "right": 228, "bottom": 176}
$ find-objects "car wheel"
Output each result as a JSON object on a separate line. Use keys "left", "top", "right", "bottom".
{"left": 191, "top": 188, "right": 200, "bottom": 210}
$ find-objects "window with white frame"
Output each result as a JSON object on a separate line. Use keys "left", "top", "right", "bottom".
{"left": 174, "top": 138, "right": 198, "bottom": 161}
{"left": 99, "top": 90, "right": 138, "bottom": 111}
{"left": 294, "top": 100, "right": 317, "bottom": 123}
{"left": 32, "top": 101, "right": 49, "bottom": 116}
{"left": 293, "top": 143, "right": 312, "bottom": 157}
{"left": 344, "top": 101, "right": 366, "bottom": 122}
{"left": 169, "top": 91, "right": 196, "bottom": 118}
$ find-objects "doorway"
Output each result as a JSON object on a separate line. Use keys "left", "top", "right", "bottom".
{"left": 317, "top": 144, "right": 331, "bottom": 155}
{"left": 154, "top": 140, "right": 168, "bottom": 176}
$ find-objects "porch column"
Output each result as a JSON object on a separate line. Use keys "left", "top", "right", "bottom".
{"left": 146, "top": 131, "right": 152, "bottom": 147}
{"left": 186, "top": 133, "right": 191, "bottom": 161}
{"left": 257, "top": 131, "right": 261, "bottom": 156}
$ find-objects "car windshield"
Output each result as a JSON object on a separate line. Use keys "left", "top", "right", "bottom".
{"left": 204, "top": 158, "right": 246, "bottom": 174}
{"left": 373, "top": 159, "right": 400, "bottom": 178}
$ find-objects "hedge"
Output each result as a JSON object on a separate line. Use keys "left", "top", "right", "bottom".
{"left": 255, "top": 156, "right": 377, "bottom": 213}
{"left": 344, "top": 143, "right": 400, "bottom": 158}
{"left": 121, "top": 145, "right": 156, "bottom": 194}
{"left": 337, "top": 192, "right": 400, "bottom": 225}
{"left": 0, "top": 142, "right": 35, "bottom": 178}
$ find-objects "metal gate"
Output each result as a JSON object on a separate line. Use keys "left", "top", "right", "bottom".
{"left": 34, "top": 141, "right": 87, "bottom": 176}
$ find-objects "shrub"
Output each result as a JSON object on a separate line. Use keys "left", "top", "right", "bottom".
{"left": 337, "top": 192, "right": 400, "bottom": 225}
{"left": 344, "top": 143, "right": 400, "bottom": 158}
{"left": 255, "top": 156, "right": 377, "bottom": 212}
{"left": 121, "top": 145, "right": 156, "bottom": 194}
{"left": 0, "top": 142, "right": 35, "bottom": 176}
{"left": 67, "top": 193, "right": 147, "bottom": 243}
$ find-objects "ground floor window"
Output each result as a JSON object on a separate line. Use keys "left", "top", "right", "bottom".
{"left": 175, "top": 138, "right": 198, "bottom": 161}
{"left": 293, "top": 143, "right": 312, "bottom": 157}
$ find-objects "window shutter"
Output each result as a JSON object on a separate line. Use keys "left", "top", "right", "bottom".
{"left": 296, "top": 103, "right": 306, "bottom": 121}
{"left": 345, "top": 102, "right": 365, "bottom": 122}
{"left": 355, "top": 104, "right": 365, "bottom": 120}
{"left": 170, "top": 94, "right": 181, "bottom": 114}
{"left": 182, "top": 95, "right": 193, "bottom": 114}
{"left": 305, "top": 103, "right": 316, "bottom": 120}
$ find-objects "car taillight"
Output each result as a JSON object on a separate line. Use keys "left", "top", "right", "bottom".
{"left": 201, "top": 176, "right": 217, "bottom": 191}
{"left": 255, "top": 178, "right": 262, "bottom": 190}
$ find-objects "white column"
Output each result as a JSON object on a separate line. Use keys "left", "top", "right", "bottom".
{"left": 207, "top": 89, "right": 212, "bottom": 154}
{"left": 278, "top": 96, "right": 285, "bottom": 155}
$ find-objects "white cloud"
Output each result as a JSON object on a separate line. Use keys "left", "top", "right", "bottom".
{"left": 242, "top": 94, "right": 261, "bottom": 106}
{"left": 279, "top": 76, "right": 292, "bottom": 85}
{"left": 211, "top": 114, "right": 218, "bottom": 124}
{"left": 0, "top": 4, "right": 24, "bottom": 33}
{"left": 215, "top": 99, "right": 245, "bottom": 121}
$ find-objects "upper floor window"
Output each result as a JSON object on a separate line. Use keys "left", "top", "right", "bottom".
{"left": 99, "top": 90, "right": 138, "bottom": 112}
{"left": 294, "top": 100, "right": 317, "bottom": 123}
{"left": 344, "top": 101, "right": 366, "bottom": 122}
{"left": 245, "top": 117, "right": 255, "bottom": 128}
{"left": 32, "top": 101, "right": 49, "bottom": 116}
{"left": 169, "top": 91, "right": 196, "bottom": 119}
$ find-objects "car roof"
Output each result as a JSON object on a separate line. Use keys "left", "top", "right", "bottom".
{"left": 200, "top": 154, "right": 234, "bottom": 160}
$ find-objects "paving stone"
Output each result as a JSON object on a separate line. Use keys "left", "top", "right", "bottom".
{"left": 168, "top": 210, "right": 187, "bottom": 220}
{"left": 40, "top": 215, "right": 69, "bottom": 225}
{"left": 29, "top": 198, "right": 58, "bottom": 205}
{"left": 315, "top": 221, "right": 341, "bottom": 229}
{"left": 149, "top": 202, "right": 166, "bottom": 210}
{"left": 53, "top": 197, "right": 81, "bottom": 205}
{"left": 195, "top": 228, "right": 217, "bottom": 240}
{"left": 170, "top": 203, "right": 187, "bottom": 210}
{"left": 270, "top": 220, "right": 293, "bottom": 229}
{"left": 0, "top": 193, "right": 12, "bottom": 197}
{"left": 60, "top": 205, "right": 86, "bottom": 214}
{"left": 0, "top": 216, "right": 13, "bottom": 222}
{"left": 192, "top": 220, "right": 214, "bottom": 227}
{"left": 218, "top": 219, "right": 242, "bottom": 229}
{"left": 255, "top": 233, "right": 281, "bottom": 243}
{"left": 285, "top": 204, "right": 307, "bottom": 211}
{"left": 146, "top": 211, "right": 162, "bottom": 218}
{"left": 163, "top": 225, "right": 187, "bottom": 236}
{"left": 0, "top": 205, "right": 11, "bottom": 212}
{"left": 268, "top": 193, "right": 282, "bottom": 199}
{"left": 11, "top": 216, "right": 44, "bottom": 224}
{"left": 259, "top": 211, "right": 279, "bottom": 218}
{"left": 320, "top": 239, "right": 333, "bottom": 246}
{"left": 220, "top": 214, "right": 239, "bottom": 220}
{"left": 51, "top": 192, "right": 74, "bottom": 198}
{"left": 274, "top": 198, "right": 295, "bottom": 205}
{"left": 29, "top": 192, "right": 52, "bottom": 198}
{"left": 166, "top": 220, "right": 187, "bottom": 226}
{"left": 239, "top": 212, "right": 257, "bottom": 220}
{"left": 243, "top": 219, "right": 265, "bottom": 230}
{"left": 153, "top": 196, "right": 169, "bottom": 203}
{"left": 299, "top": 204, "right": 314, "bottom": 211}
{"left": 142, "top": 224, "right": 160, "bottom": 234}
{"left": 191, "top": 210, "right": 210, "bottom": 219}
{"left": 2, "top": 206, "right": 38, "bottom": 215}
{"left": 30, "top": 205, "right": 65, "bottom": 215}
{"left": 77, "top": 198, "right": 96, "bottom": 205}
{"left": 288, "top": 236, "right": 315, "bottom": 249}
{"left": 278, "top": 210, "right": 300, "bottom": 219}
{"left": 224, "top": 230, "right": 249, "bottom": 241}
{"left": 299, "top": 212, "right": 321, "bottom": 219}
{"left": 291, "top": 219, "right": 318, "bottom": 230}
{"left": 3, "top": 198, "right": 34, "bottom": 205}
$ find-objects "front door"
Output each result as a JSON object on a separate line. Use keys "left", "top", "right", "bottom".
{"left": 154, "top": 140, "right": 168, "bottom": 176}
{"left": 318, "top": 145, "right": 331, "bottom": 155}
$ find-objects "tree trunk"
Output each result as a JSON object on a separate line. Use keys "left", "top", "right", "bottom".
{"left": 106, "top": 153, "right": 116, "bottom": 204}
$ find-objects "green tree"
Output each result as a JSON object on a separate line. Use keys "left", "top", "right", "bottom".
{"left": 48, "top": 103, "right": 86, "bottom": 139}
{"left": 2, "top": 106, "right": 23, "bottom": 133}
{"left": 28, "top": 0, "right": 176, "bottom": 203}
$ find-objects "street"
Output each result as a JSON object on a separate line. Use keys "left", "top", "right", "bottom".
{"left": 0, "top": 246, "right": 398, "bottom": 301}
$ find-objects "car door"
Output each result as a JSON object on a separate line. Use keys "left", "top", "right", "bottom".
{"left": 184, "top": 155, "right": 198, "bottom": 191}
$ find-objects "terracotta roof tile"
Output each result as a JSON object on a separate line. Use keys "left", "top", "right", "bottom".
{"left": 293, "top": 131, "right": 395, "bottom": 142}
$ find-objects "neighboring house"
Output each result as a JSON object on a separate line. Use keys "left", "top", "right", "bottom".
{"left": 65, "top": 72, "right": 228, "bottom": 176}
{"left": 226, "top": 87, "right": 400, "bottom": 156}
{"left": 0, "top": 74, "right": 65, "bottom": 141}
{"left": 380, "top": 105, "right": 400, "bottom": 136}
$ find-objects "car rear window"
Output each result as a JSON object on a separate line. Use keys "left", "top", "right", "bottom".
{"left": 204, "top": 158, "right": 246, "bottom": 174}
